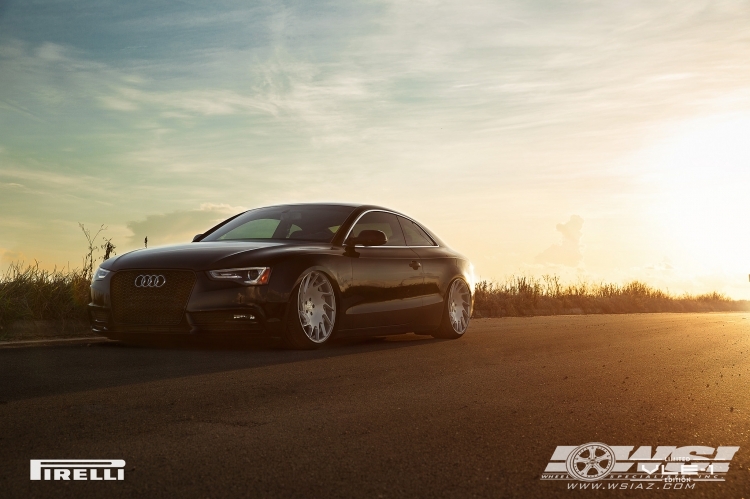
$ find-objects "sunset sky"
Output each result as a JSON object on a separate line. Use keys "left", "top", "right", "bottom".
{"left": 1, "top": 1, "right": 749, "bottom": 298}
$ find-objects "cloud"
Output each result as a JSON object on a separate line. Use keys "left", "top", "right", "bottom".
{"left": 126, "top": 203, "right": 246, "bottom": 247}
{"left": 0, "top": 165, "right": 108, "bottom": 197}
{"left": 35, "top": 42, "right": 66, "bottom": 61}
{"left": 535, "top": 215, "right": 584, "bottom": 267}
{"left": 101, "top": 87, "right": 282, "bottom": 116}
{"left": 0, "top": 248, "right": 24, "bottom": 266}
{"left": 97, "top": 95, "right": 139, "bottom": 111}
{"left": 645, "top": 257, "right": 674, "bottom": 271}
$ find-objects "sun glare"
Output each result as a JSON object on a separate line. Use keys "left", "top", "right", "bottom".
{"left": 642, "top": 112, "right": 750, "bottom": 297}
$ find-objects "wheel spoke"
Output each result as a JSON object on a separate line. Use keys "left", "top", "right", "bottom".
{"left": 315, "top": 274, "right": 326, "bottom": 288}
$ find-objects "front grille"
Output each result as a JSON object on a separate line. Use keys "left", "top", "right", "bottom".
{"left": 111, "top": 270, "right": 196, "bottom": 325}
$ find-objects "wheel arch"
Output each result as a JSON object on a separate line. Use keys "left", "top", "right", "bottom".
{"left": 452, "top": 258, "right": 476, "bottom": 315}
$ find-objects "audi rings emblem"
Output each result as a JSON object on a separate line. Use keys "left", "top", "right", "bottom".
{"left": 134, "top": 274, "right": 167, "bottom": 288}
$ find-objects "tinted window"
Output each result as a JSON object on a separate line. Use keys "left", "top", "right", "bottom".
{"left": 219, "top": 219, "right": 280, "bottom": 239}
{"left": 349, "top": 211, "right": 406, "bottom": 246}
{"left": 398, "top": 217, "right": 436, "bottom": 246}
{"left": 203, "top": 205, "right": 354, "bottom": 243}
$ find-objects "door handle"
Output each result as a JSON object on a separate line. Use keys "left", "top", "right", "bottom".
{"left": 409, "top": 260, "right": 421, "bottom": 270}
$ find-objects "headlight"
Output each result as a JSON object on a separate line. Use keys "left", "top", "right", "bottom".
{"left": 208, "top": 267, "right": 272, "bottom": 285}
{"left": 94, "top": 268, "right": 110, "bottom": 280}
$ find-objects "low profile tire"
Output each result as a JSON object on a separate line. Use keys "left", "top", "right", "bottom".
{"left": 432, "top": 278, "right": 472, "bottom": 339}
{"left": 282, "top": 270, "right": 338, "bottom": 350}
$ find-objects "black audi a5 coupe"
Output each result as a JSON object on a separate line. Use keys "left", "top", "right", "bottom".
{"left": 89, "top": 203, "right": 474, "bottom": 349}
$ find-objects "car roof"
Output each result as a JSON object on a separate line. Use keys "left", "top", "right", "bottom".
{"left": 246, "top": 202, "right": 360, "bottom": 209}
{"left": 245, "top": 202, "right": 405, "bottom": 213}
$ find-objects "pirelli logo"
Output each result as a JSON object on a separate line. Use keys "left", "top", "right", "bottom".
{"left": 30, "top": 459, "right": 126, "bottom": 481}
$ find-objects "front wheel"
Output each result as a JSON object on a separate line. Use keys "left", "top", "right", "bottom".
{"left": 282, "top": 270, "right": 337, "bottom": 349}
{"left": 432, "top": 278, "right": 471, "bottom": 339}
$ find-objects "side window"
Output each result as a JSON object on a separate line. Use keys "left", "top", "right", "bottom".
{"left": 349, "top": 211, "right": 406, "bottom": 246}
{"left": 398, "top": 217, "right": 436, "bottom": 246}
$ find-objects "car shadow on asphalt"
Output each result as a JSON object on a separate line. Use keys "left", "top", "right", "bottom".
{"left": 0, "top": 333, "right": 443, "bottom": 402}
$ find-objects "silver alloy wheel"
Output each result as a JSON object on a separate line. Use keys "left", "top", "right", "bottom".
{"left": 448, "top": 279, "right": 471, "bottom": 334}
{"left": 297, "top": 271, "right": 336, "bottom": 343}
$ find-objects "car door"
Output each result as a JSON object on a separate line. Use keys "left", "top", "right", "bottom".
{"left": 397, "top": 215, "right": 447, "bottom": 329}
{"left": 343, "top": 211, "right": 424, "bottom": 330}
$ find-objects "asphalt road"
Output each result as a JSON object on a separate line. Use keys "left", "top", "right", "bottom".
{"left": 1, "top": 313, "right": 749, "bottom": 498}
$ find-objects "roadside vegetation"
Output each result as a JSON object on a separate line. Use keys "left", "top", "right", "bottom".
{"left": 0, "top": 262, "right": 90, "bottom": 336}
{"left": 1, "top": 226, "right": 748, "bottom": 340}
{"left": 0, "top": 224, "right": 115, "bottom": 341}
{"left": 473, "top": 275, "right": 749, "bottom": 317}
{"left": 2, "top": 267, "right": 747, "bottom": 334}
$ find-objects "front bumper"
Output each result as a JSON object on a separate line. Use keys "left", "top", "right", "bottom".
{"left": 88, "top": 269, "right": 288, "bottom": 338}
{"left": 88, "top": 303, "right": 284, "bottom": 336}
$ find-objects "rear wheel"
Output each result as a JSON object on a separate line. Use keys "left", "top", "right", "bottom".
{"left": 432, "top": 278, "right": 471, "bottom": 339}
{"left": 282, "top": 270, "right": 337, "bottom": 349}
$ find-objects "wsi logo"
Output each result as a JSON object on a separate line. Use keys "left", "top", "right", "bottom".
{"left": 30, "top": 460, "right": 126, "bottom": 481}
{"left": 541, "top": 443, "right": 739, "bottom": 485}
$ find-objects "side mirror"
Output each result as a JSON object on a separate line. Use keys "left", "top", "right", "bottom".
{"left": 346, "top": 230, "right": 387, "bottom": 247}
{"left": 192, "top": 234, "right": 204, "bottom": 242}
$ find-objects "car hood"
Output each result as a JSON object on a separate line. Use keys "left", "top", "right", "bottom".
{"left": 104, "top": 241, "right": 294, "bottom": 271}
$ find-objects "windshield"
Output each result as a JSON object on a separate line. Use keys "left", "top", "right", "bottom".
{"left": 202, "top": 205, "right": 355, "bottom": 243}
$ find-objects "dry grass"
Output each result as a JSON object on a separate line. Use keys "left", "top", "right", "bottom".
{"left": 473, "top": 275, "right": 750, "bottom": 317}
{"left": 0, "top": 223, "right": 117, "bottom": 340}
{"left": 0, "top": 262, "right": 91, "bottom": 335}
{"left": 1, "top": 261, "right": 748, "bottom": 339}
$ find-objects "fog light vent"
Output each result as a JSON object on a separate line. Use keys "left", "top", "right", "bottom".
{"left": 90, "top": 309, "right": 110, "bottom": 323}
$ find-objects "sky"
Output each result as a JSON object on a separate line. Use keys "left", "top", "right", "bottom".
{"left": 1, "top": 0, "right": 749, "bottom": 298}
